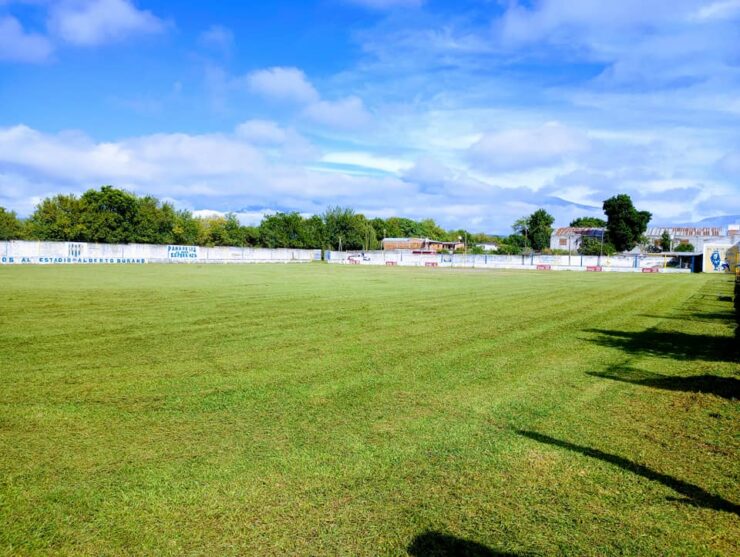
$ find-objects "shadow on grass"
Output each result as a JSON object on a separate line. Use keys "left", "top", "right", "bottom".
{"left": 407, "top": 532, "right": 525, "bottom": 556}
{"left": 639, "top": 312, "right": 736, "bottom": 323}
{"left": 585, "top": 328, "right": 737, "bottom": 363}
{"left": 517, "top": 430, "right": 740, "bottom": 516}
{"left": 588, "top": 365, "right": 740, "bottom": 400}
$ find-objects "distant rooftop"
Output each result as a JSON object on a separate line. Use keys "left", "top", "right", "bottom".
{"left": 646, "top": 226, "right": 725, "bottom": 237}
{"left": 553, "top": 227, "right": 605, "bottom": 237}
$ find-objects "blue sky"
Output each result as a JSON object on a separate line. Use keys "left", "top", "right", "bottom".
{"left": 1, "top": 0, "right": 739, "bottom": 232}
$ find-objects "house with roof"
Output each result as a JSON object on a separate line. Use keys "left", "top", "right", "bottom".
{"left": 549, "top": 227, "right": 605, "bottom": 252}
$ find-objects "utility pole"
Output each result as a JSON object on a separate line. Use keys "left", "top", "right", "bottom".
{"left": 568, "top": 234, "right": 572, "bottom": 266}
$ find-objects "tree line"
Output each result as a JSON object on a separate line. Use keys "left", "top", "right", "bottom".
{"left": 0, "top": 186, "right": 652, "bottom": 254}
{"left": 0, "top": 186, "right": 496, "bottom": 251}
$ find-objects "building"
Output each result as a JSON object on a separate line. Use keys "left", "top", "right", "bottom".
{"left": 549, "top": 228, "right": 605, "bottom": 252}
{"left": 381, "top": 237, "right": 464, "bottom": 252}
{"left": 644, "top": 227, "right": 733, "bottom": 252}
{"left": 476, "top": 242, "right": 499, "bottom": 252}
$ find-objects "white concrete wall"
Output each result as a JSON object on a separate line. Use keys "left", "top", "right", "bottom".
{"left": 326, "top": 251, "right": 691, "bottom": 273}
{"left": 0, "top": 241, "right": 321, "bottom": 264}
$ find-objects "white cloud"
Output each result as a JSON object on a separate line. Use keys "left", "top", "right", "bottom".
{"left": 245, "top": 66, "right": 373, "bottom": 130}
{"left": 498, "top": 0, "right": 698, "bottom": 44}
{"left": 49, "top": 0, "right": 166, "bottom": 46}
{"left": 468, "top": 122, "right": 590, "bottom": 171}
{"left": 235, "top": 120, "right": 318, "bottom": 160}
{"left": 0, "top": 16, "right": 53, "bottom": 62}
{"left": 693, "top": 0, "right": 740, "bottom": 21}
{"left": 303, "top": 96, "right": 372, "bottom": 130}
{"left": 321, "top": 151, "right": 412, "bottom": 173}
{"left": 235, "top": 120, "right": 288, "bottom": 144}
{"left": 246, "top": 66, "right": 320, "bottom": 104}
{"left": 198, "top": 24, "right": 234, "bottom": 54}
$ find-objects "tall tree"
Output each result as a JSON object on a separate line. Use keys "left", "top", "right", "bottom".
{"left": 172, "top": 210, "right": 201, "bottom": 245}
{"left": 0, "top": 207, "right": 25, "bottom": 240}
{"left": 323, "top": 207, "right": 370, "bottom": 250}
{"left": 79, "top": 186, "right": 139, "bottom": 243}
{"left": 603, "top": 194, "right": 651, "bottom": 252}
{"left": 301, "top": 215, "right": 326, "bottom": 249}
{"left": 512, "top": 216, "right": 531, "bottom": 248}
{"left": 527, "top": 209, "right": 555, "bottom": 251}
{"left": 660, "top": 230, "right": 671, "bottom": 252}
{"left": 134, "top": 196, "right": 177, "bottom": 244}
{"left": 259, "top": 212, "right": 306, "bottom": 248}
{"left": 27, "top": 194, "right": 86, "bottom": 241}
{"left": 569, "top": 216, "right": 607, "bottom": 228}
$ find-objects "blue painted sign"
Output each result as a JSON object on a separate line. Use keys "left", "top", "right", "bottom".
{"left": 0, "top": 256, "right": 146, "bottom": 264}
{"left": 167, "top": 245, "right": 198, "bottom": 259}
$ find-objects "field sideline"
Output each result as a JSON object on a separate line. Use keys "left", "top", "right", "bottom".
{"left": 0, "top": 265, "right": 737, "bottom": 556}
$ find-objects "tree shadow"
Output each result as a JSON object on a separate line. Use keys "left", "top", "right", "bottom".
{"left": 639, "top": 312, "right": 736, "bottom": 323}
{"left": 407, "top": 532, "right": 526, "bottom": 556}
{"left": 587, "top": 364, "right": 740, "bottom": 400}
{"left": 517, "top": 430, "right": 740, "bottom": 516}
{"left": 585, "top": 328, "right": 737, "bottom": 363}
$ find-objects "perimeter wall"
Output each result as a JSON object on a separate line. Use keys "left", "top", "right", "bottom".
{"left": 327, "top": 250, "right": 692, "bottom": 273}
{"left": 0, "top": 241, "right": 321, "bottom": 264}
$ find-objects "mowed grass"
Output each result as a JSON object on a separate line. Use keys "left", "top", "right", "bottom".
{"left": 0, "top": 264, "right": 738, "bottom": 556}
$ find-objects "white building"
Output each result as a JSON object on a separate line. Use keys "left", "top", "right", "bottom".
{"left": 645, "top": 226, "right": 739, "bottom": 252}
{"left": 549, "top": 227, "right": 605, "bottom": 252}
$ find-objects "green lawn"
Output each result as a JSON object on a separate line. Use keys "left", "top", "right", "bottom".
{"left": 0, "top": 265, "right": 738, "bottom": 556}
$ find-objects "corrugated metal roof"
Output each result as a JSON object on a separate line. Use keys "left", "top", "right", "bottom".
{"left": 646, "top": 227, "right": 724, "bottom": 237}
{"left": 553, "top": 227, "right": 605, "bottom": 236}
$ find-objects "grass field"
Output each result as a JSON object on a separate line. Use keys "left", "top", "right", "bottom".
{"left": 0, "top": 264, "right": 738, "bottom": 556}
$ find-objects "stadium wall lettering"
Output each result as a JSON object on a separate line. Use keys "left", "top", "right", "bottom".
{"left": 1, "top": 241, "right": 321, "bottom": 265}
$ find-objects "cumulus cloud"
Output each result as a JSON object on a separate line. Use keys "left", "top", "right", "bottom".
{"left": 235, "top": 120, "right": 288, "bottom": 144}
{"left": 0, "top": 16, "right": 53, "bottom": 62}
{"left": 49, "top": 0, "right": 167, "bottom": 46}
{"left": 246, "top": 66, "right": 320, "bottom": 104}
{"left": 235, "top": 120, "right": 318, "bottom": 161}
{"left": 246, "top": 66, "right": 373, "bottom": 131}
{"left": 468, "top": 123, "right": 590, "bottom": 171}
{"left": 303, "top": 96, "right": 372, "bottom": 130}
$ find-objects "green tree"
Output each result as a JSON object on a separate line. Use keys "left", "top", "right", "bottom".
{"left": 172, "top": 210, "right": 200, "bottom": 245}
{"left": 660, "top": 230, "right": 671, "bottom": 252}
{"left": 674, "top": 243, "right": 695, "bottom": 253}
{"left": 27, "top": 194, "right": 86, "bottom": 241}
{"left": 0, "top": 207, "right": 25, "bottom": 240}
{"left": 79, "top": 186, "right": 139, "bottom": 243}
{"left": 195, "top": 214, "right": 243, "bottom": 246}
{"left": 301, "top": 215, "right": 325, "bottom": 249}
{"left": 569, "top": 216, "right": 607, "bottom": 228}
{"left": 259, "top": 212, "right": 307, "bottom": 248}
{"left": 578, "top": 236, "right": 616, "bottom": 256}
{"left": 134, "top": 196, "right": 177, "bottom": 244}
{"left": 323, "top": 207, "right": 370, "bottom": 250}
{"left": 241, "top": 225, "right": 261, "bottom": 247}
{"left": 603, "top": 194, "right": 651, "bottom": 252}
{"left": 520, "top": 209, "right": 555, "bottom": 252}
